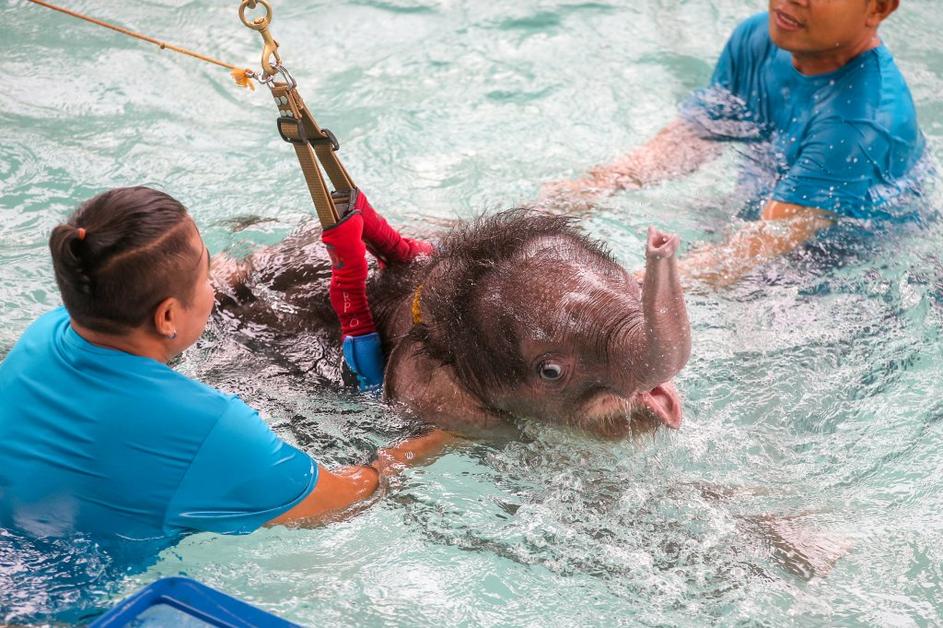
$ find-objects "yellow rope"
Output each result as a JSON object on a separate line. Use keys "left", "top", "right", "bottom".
{"left": 25, "top": 0, "right": 254, "bottom": 90}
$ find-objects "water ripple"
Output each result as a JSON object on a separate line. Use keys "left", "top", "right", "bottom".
{"left": 2, "top": 0, "right": 943, "bottom": 625}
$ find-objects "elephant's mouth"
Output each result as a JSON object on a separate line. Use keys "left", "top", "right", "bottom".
{"left": 580, "top": 383, "right": 682, "bottom": 439}
{"left": 636, "top": 382, "right": 683, "bottom": 430}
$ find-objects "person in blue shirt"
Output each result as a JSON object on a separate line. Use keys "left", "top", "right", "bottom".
{"left": 544, "top": 0, "right": 924, "bottom": 285}
{"left": 0, "top": 186, "right": 448, "bottom": 546}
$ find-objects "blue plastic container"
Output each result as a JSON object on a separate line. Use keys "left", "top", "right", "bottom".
{"left": 90, "top": 576, "right": 299, "bottom": 627}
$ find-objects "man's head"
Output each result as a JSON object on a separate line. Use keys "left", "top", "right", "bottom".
{"left": 50, "top": 187, "right": 215, "bottom": 355}
{"left": 769, "top": 0, "right": 899, "bottom": 63}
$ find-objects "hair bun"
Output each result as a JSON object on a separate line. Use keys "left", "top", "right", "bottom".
{"left": 49, "top": 186, "right": 194, "bottom": 333}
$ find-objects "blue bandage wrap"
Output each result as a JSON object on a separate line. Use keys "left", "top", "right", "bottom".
{"left": 342, "top": 332, "right": 385, "bottom": 392}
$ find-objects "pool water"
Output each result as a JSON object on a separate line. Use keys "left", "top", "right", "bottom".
{"left": 3, "top": 0, "right": 943, "bottom": 625}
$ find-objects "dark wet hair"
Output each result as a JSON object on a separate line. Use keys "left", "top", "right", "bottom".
{"left": 389, "top": 209, "right": 616, "bottom": 402}
{"left": 49, "top": 186, "right": 202, "bottom": 334}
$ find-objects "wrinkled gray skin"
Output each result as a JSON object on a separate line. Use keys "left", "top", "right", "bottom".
{"left": 213, "top": 211, "right": 691, "bottom": 439}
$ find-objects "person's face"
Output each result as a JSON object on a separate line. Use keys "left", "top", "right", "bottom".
{"left": 768, "top": 0, "right": 880, "bottom": 55}
{"left": 169, "top": 223, "right": 215, "bottom": 355}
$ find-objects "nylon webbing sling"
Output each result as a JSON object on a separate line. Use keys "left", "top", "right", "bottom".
{"left": 241, "top": 0, "right": 353, "bottom": 228}
{"left": 271, "top": 78, "right": 355, "bottom": 226}
{"left": 239, "top": 0, "right": 390, "bottom": 392}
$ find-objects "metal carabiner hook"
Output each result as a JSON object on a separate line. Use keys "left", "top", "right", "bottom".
{"left": 239, "top": 0, "right": 281, "bottom": 77}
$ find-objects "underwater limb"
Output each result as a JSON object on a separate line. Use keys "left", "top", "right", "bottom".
{"left": 538, "top": 119, "right": 721, "bottom": 207}
{"left": 321, "top": 211, "right": 384, "bottom": 391}
{"left": 352, "top": 189, "right": 434, "bottom": 266}
{"left": 741, "top": 513, "right": 854, "bottom": 580}
{"left": 679, "top": 201, "right": 833, "bottom": 287}
{"left": 691, "top": 483, "right": 853, "bottom": 579}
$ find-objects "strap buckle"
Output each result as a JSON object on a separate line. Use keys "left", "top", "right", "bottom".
{"left": 276, "top": 116, "right": 307, "bottom": 145}
{"left": 314, "top": 128, "right": 340, "bottom": 151}
{"left": 276, "top": 117, "right": 340, "bottom": 151}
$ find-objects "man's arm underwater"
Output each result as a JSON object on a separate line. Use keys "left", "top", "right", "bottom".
{"left": 540, "top": 119, "right": 723, "bottom": 204}
{"left": 678, "top": 201, "right": 833, "bottom": 287}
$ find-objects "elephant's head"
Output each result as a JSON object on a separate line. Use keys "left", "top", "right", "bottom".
{"left": 382, "top": 210, "right": 691, "bottom": 438}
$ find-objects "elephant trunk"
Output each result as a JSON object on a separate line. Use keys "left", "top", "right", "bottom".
{"left": 634, "top": 226, "right": 691, "bottom": 392}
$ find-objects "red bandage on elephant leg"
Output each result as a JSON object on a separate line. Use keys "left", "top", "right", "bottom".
{"left": 352, "top": 189, "right": 434, "bottom": 265}
{"left": 321, "top": 212, "right": 377, "bottom": 338}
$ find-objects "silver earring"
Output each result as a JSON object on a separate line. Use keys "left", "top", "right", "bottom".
{"left": 168, "top": 330, "right": 177, "bottom": 340}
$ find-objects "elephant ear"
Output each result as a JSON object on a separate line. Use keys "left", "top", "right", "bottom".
{"left": 384, "top": 337, "right": 504, "bottom": 433}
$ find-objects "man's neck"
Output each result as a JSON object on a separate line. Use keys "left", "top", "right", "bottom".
{"left": 71, "top": 320, "right": 170, "bottom": 363}
{"left": 791, "top": 34, "right": 881, "bottom": 76}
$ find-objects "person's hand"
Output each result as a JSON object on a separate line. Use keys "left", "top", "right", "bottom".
{"left": 370, "top": 429, "right": 459, "bottom": 476}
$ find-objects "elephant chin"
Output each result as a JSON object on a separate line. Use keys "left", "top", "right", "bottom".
{"left": 577, "top": 383, "right": 683, "bottom": 439}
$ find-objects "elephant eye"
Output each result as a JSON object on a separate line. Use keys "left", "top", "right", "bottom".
{"left": 538, "top": 361, "right": 564, "bottom": 381}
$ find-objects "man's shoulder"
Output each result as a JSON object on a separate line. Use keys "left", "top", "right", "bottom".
{"left": 824, "top": 47, "right": 921, "bottom": 140}
{"left": 708, "top": 12, "right": 776, "bottom": 95}
{"left": 715, "top": 12, "right": 776, "bottom": 79}
{"left": 830, "top": 47, "right": 896, "bottom": 102}
{"left": 733, "top": 12, "right": 770, "bottom": 36}
{"left": 4, "top": 307, "right": 67, "bottom": 353}
{"left": 872, "top": 47, "right": 920, "bottom": 122}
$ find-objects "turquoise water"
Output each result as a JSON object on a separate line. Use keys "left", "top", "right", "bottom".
{"left": 2, "top": 0, "right": 943, "bottom": 624}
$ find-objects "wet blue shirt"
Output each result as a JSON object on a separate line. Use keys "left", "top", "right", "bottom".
{"left": 0, "top": 308, "right": 317, "bottom": 542}
{"left": 685, "top": 12, "right": 926, "bottom": 220}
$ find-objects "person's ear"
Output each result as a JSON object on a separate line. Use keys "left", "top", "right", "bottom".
{"left": 867, "top": 0, "right": 899, "bottom": 28}
{"left": 153, "top": 297, "right": 180, "bottom": 340}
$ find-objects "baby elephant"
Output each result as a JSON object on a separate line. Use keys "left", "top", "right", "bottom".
{"left": 214, "top": 209, "right": 691, "bottom": 438}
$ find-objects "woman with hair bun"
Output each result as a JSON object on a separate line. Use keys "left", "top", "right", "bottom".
{"left": 0, "top": 186, "right": 445, "bottom": 544}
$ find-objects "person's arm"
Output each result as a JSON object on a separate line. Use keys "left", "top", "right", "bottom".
{"left": 540, "top": 13, "right": 771, "bottom": 207}
{"left": 678, "top": 201, "right": 833, "bottom": 287}
{"left": 267, "top": 428, "right": 458, "bottom": 526}
{"left": 540, "top": 118, "right": 723, "bottom": 204}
